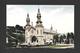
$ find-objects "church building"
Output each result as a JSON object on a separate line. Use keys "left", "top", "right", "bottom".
{"left": 21, "top": 9, "right": 57, "bottom": 46}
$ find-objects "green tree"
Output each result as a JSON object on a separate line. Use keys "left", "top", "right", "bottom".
{"left": 53, "top": 34, "right": 59, "bottom": 44}
{"left": 18, "top": 34, "right": 25, "bottom": 43}
{"left": 60, "top": 35, "right": 64, "bottom": 44}
{"left": 70, "top": 32, "right": 74, "bottom": 39}
{"left": 6, "top": 25, "right": 25, "bottom": 47}
{"left": 6, "top": 30, "right": 17, "bottom": 47}
{"left": 15, "top": 25, "right": 24, "bottom": 31}
{"left": 14, "top": 24, "right": 25, "bottom": 43}
{"left": 12, "top": 33, "right": 25, "bottom": 45}
{"left": 67, "top": 32, "right": 70, "bottom": 39}
{"left": 66, "top": 32, "right": 74, "bottom": 44}
{"left": 63, "top": 34, "right": 66, "bottom": 39}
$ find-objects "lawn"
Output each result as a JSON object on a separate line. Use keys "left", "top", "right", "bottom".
{"left": 48, "top": 44, "right": 71, "bottom": 48}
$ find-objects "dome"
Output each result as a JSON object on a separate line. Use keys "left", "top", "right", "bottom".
{"left": 26, "top": 13, "right": 30, "bottom": 22}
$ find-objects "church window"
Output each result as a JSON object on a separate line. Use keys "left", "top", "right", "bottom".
{"left": 37, "top": 30, "right": 38, "bottom": 34}
{"left": 31, "top": 30, "right": 33, "bottom": 33}
{"left": 37, "top": 40, "right": 38, "bottom": 43}
{"left": 40, "top": 30, "right": 42, "bottom": 34}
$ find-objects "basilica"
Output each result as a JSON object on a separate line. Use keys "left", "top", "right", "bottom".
{"left": 21, "top": 9, "right": 57, "bottom": 46}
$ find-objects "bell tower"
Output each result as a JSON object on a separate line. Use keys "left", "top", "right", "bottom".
{"left": 24, "top": 13, "right": 31, "bottom": 44}
{"left": 35, "top": 8, "right": 44, "bottom": 45}
{"left": 36, "top": 8, "right": 43, "bottom": 27}
{"left": 50, "top": 25, "right": 53, "bottom": 32}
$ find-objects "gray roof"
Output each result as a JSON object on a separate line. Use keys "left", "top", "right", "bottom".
{"left": 25, "top": 25, "right": 56, "bottom": 34}
{"left": 25, "top": 25, "right": 36, "bottom": 31}
{"left": 43, "top": 28, "right": 56, "bottom": 34}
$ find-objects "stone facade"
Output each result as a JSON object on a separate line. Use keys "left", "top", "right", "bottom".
{"left": 22, "top": 9, "right": 57, "bottom": 46}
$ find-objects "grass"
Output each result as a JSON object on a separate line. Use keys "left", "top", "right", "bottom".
{"left": 30, "top": 44, "right": 71, "bottom": 48}
{"left": 49, "top": 45, "right": 70, "bottom": 48}
{"left": 19, "top": 44, "right": 73, "bottom": 48}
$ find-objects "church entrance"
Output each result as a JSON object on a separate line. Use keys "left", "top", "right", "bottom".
{"left": 31, "top": 36, "right": 38, "bottom": 43}
{"left": 31, "top": 36, "right": 38, "bottom": 45}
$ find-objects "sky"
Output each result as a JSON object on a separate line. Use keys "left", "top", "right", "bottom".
{"left": 6, "top": 5, "right": 74, "bottom": 33}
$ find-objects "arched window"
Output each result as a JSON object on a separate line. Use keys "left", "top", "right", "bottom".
{"left": 40, "top": 30, "right": 42, "bottom": 34}
{"left": 37, "top": 30, "right": 38, "bottom": 34}
{"left": 37, "top": 40, "right": 38, "bottom": 43}
{"left": 26, "top": 41, "right": 27, "bottom": 43}
{"left": 31, "top": 30, "right": 33, "bottom": 33}
{"left": 31, "top": 36, "right": 37, "bottom": 43}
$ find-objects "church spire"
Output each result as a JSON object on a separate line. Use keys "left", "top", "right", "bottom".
{"left": 26, "top": 13, "right": 30, "bottom": 25}
{"left": 38, "top": 8, "right": 40, "bottom": 13}
{"left": 36, "top": 8, "right": 43, "bottom": 27}
{"left": 37, "top": 8, "right": 41, "bottom": 19}
{"left": 50, "top": 25, "right": 53, "bottom": 31}
{"left": 36, "top": 8, "right": 42, "bottom": 23}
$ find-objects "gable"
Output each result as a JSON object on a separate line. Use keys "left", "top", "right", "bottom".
{"left": 28, "top": 26, "right": 36, "bottom": 32}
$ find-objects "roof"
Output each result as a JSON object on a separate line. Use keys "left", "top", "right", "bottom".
{"left": 25, "top": 26, "right": 56, "bottom": 34}
{"left": 43, "top": 28, "right": 56, "bottom": 34}
{"left": 25, "top": 25, "right": 36, "bottom": 32}
{"left": 28, "top": 26, "right": 36, "bottom": 31}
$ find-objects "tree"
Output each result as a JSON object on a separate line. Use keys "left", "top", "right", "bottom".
{"left": 59, "top": 35, "right": 64, "bottom": 44}
{"left": 70, "top": 32, "right": 74, "bottom": 44}
{"left": 66, "top": 32, "right": 74, "bottom": 44}
{"left": 70, "top": 32, "right": 74, "bottom": 40}
{"left": 66, "top": 32, "right": 74, "bottom": 39}
{"left": 18, "top": 34, "right": 25, "bottom": 43}
{"left": 63, "top": 34, "right": 66, "bottom": 39}
{"left": 53, "top": 34, "right": 59, "bottom": 44}
{"left": 6, "top": 30, "right": 17, "bottom": 47}
{"left": 15, "top": 25, "right": 20, "bottom": 30}
{"left": 67, "top": 32, "right": 70, "bottom": 39}
{"left": 6, "top": 25, "right": 25, "bottom": 47}
{"left": 15, "top": 25, "right": 24, "bottom": 31}
{"left": 12, "top": 32, "right": 25, "bottom": 45}
{"left": 66, "top": 33, "right": 70, "bottom": 44}
{"left": 14, "top": 25, "right": 25, "bottom": 44}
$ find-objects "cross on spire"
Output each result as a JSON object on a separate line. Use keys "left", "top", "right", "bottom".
{"left": 36, "top": 8, "right": 43, "bottom": 27}
{"left": 50, "top": 24, "right": 53, "bottom": 31}
{"left": 26, "top": 13, "right": 30, "bottom": 25}
{"left": 38, "top": 8, "right": 40, "bottom": 13}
